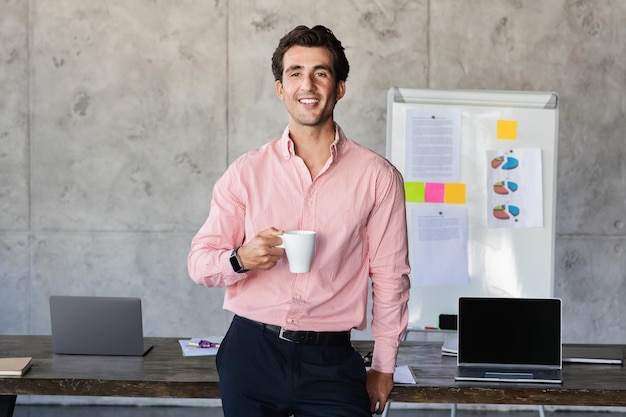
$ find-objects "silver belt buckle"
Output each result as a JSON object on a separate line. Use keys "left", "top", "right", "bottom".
{"left": 278, "top": 327, "right": 294, "bottom": 342}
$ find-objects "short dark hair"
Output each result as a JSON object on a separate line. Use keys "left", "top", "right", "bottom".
{"left": 271, "top": 25, "right": 350, "bottom": 83}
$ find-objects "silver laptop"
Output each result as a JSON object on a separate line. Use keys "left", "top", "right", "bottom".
{"left": 455, "top": 297, "right": 562, "bottom": 384}
{"left": 50, "top": 295, "right": 152, "bottom": 356}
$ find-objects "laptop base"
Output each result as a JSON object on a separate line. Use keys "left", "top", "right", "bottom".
{"left": 455, "top": 366, "right": 562, "bottom": 384}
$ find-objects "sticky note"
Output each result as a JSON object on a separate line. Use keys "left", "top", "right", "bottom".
{"left": 405, "top": 182, "right": 425, "bottom": 202}
{"left": 425, "top": 183, "right": 445, "bottom": 203}
{"left": 497, "top": 120, "right": 517, "bottom": 140}
{"left": 445, "top": 183, "right": 466, "bottom": 204}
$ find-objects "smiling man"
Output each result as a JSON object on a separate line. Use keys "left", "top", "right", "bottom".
{"left": 188, "top": 25, "right": 410, "bottom": 417}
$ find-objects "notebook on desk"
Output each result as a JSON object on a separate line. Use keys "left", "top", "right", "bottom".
{"left": 455, "top": 297, "right": 562, "bottom": 384}
{"left": 50, "top": 295, "right": 153, "bottom": 356}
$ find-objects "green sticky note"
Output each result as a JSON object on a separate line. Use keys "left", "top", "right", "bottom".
{"left": 405, "top": 182, "right": 425, "bottom": 202}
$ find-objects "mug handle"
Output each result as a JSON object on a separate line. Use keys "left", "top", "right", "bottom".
{"left": 275, "top": 234, "right": 285, "bottom": 248}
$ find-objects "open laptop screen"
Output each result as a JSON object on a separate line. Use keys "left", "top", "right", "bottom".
{"left": 458, "top": 297, "right": 561, "bottom": 367}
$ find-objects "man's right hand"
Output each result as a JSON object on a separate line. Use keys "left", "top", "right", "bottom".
{"left": 236, "top": 227, "right": 285, "bottom": 271}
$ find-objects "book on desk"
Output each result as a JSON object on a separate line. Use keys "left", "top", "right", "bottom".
{"left": 442, "top": 334, "right": 458, "bottom": 356}
{"left": 0, "top": 357, "right": 33, "bottom": 376}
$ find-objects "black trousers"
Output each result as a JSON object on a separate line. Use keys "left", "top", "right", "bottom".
{"left": 0, "top": 395, "right": 16, "bottom": 417}
{"left": 217, "top": 315, "right": 371, "bottom": 417}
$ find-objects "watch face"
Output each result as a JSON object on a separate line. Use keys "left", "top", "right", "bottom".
{"left": 230, "top": 249, "right": 245, "bottom": 273}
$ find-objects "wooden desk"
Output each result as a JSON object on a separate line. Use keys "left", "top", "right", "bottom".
{"left": 385, "top": 341, "right": 626, "bottom": 407}
{"left": 0, "top": 336, "right": 218, "bottom": 399}
{"left": 1, "top": 336, "right": 626, "bottom": 411}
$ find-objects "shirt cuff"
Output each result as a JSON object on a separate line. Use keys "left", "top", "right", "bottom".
{"left": 371, "top": 343, "right": 398, "bottom": 374}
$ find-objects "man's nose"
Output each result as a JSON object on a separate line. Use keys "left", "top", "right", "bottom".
{"left": 300, "top": 74, "right": 315, "bottom": 91}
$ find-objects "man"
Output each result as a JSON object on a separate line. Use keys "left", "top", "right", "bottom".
{"left": 188, "top": 25, "right": 410, "bottom": 416}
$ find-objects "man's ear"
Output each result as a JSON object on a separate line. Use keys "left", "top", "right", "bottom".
{"left": 336, "top": 80, "right": 346, "bottom": 102}
{"left": 275, "top": 80, "right": 284, "bottom": 100}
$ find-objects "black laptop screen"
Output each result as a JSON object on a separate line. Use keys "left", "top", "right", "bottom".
{"left": 458, "top": 297, "right": 561, "bottom": 366}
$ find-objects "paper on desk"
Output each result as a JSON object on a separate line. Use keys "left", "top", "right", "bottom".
{"left": 393, "top": 365, "right": 417, "bottom": 384}
{"left": 367, "top": 365, "right": 416, "bottom": 384}
{"left": 178, "top": 337, "right": 223, "bottom": 357}
{"left": 441, "top": 334, "right": 458, "bottom": 357}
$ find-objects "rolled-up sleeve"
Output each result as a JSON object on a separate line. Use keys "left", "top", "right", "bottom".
{"left": 188, "top": 163, "right": 249, "bottom": 288}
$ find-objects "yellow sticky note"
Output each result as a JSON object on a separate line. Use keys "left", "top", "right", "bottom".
{"left": 497, "top": 120, "right": 517, "bottom": 140}
{"left": 445, "top": 183, "right": 466, "bottom": 204}
{"left": 405, "top": 182, "right": 425, "bottom": 203}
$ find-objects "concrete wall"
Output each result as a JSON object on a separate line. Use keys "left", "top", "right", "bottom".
{"left": 2, "top": 0, "right": 626, "bottom": 364}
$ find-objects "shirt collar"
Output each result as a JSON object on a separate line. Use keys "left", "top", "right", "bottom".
{"left": 280, "top": 123, "right": 346, "bottom": 160}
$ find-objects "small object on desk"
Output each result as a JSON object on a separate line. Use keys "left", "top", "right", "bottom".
{"left": 178, "top": 337, "right": 223, "bottom": 357}
{"left": 0, "top": 357, "right": 33, "bottom": 376}
{"left": 187, "top": 340, "right": 220, "bottom": 348}
{"left": 362, "top": 351, "right": 373, "bottom": 367}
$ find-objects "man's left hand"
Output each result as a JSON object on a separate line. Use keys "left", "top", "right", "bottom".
{"left": 366, "top": 369, "right": 394, "bottom": 415}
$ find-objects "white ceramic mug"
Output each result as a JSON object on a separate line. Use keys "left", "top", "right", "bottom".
{"left": 276, "top": 230, "right": 316, "bottom": 273}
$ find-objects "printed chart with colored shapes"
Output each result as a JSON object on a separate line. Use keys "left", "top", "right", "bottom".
{"left": 493, "top": 204, "right": 520, "bottom": 220}
{"left": 493, "top": 180, "right": 518, "bottom": 195}
{"left": 486, "top": 148, "right": 544, "bottom": 228}
{"left": 491, "top": 155, "right": 519, "bottom": 170}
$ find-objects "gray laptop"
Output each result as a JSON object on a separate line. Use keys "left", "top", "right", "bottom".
{"left": 455, "top": 297, "right": 562, "bottom": 384}
{"left": 50, "top": 295, "right": 152, "bottom": 356}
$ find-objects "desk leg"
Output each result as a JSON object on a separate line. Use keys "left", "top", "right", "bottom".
{"left": 0, "top": 395, "right": 16, "bottom": 417}
{"left": 538, "top": 405, "right": 546, "bottom": 417}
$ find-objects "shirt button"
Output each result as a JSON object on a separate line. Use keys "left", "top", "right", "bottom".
{"left": 286, "top": 318, "right": 294, "bottom": 323}
{"left": 307, "top": 199, "right": 313, "bottom": 207}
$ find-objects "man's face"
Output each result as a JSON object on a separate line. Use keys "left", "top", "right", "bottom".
{"left": 275, "top": 46, "right": 345, "bottom": 129}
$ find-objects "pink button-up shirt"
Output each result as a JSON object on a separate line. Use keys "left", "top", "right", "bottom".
{"left": 188, "top": 124, "right": 410, "bottom": 373}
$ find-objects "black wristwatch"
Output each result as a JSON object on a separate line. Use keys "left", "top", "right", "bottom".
{"left": 229, "top": 247, "right": 248, "bottom": 273}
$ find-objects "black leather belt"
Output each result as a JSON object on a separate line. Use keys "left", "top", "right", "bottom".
{"left": 238, "top": 316, "right": 351, "bottom": 346}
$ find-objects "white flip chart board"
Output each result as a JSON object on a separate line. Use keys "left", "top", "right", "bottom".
{"left": 386, "top": 88, "right": 559, "bottom": 329}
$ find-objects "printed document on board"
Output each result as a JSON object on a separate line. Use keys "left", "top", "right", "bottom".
{"left": 404, "top": 108, "right": 462, "bottom": 182}
{"left": 410, "top": 206, "right": 468, "bottom": 287}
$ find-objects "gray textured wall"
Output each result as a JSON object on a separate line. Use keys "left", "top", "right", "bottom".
{"left": 2, "top": 0, "right": 625, "bottom": 354}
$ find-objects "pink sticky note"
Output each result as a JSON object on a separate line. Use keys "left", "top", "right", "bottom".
{"left": 425, "top": 183, "right": 445, "bottom": 203}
